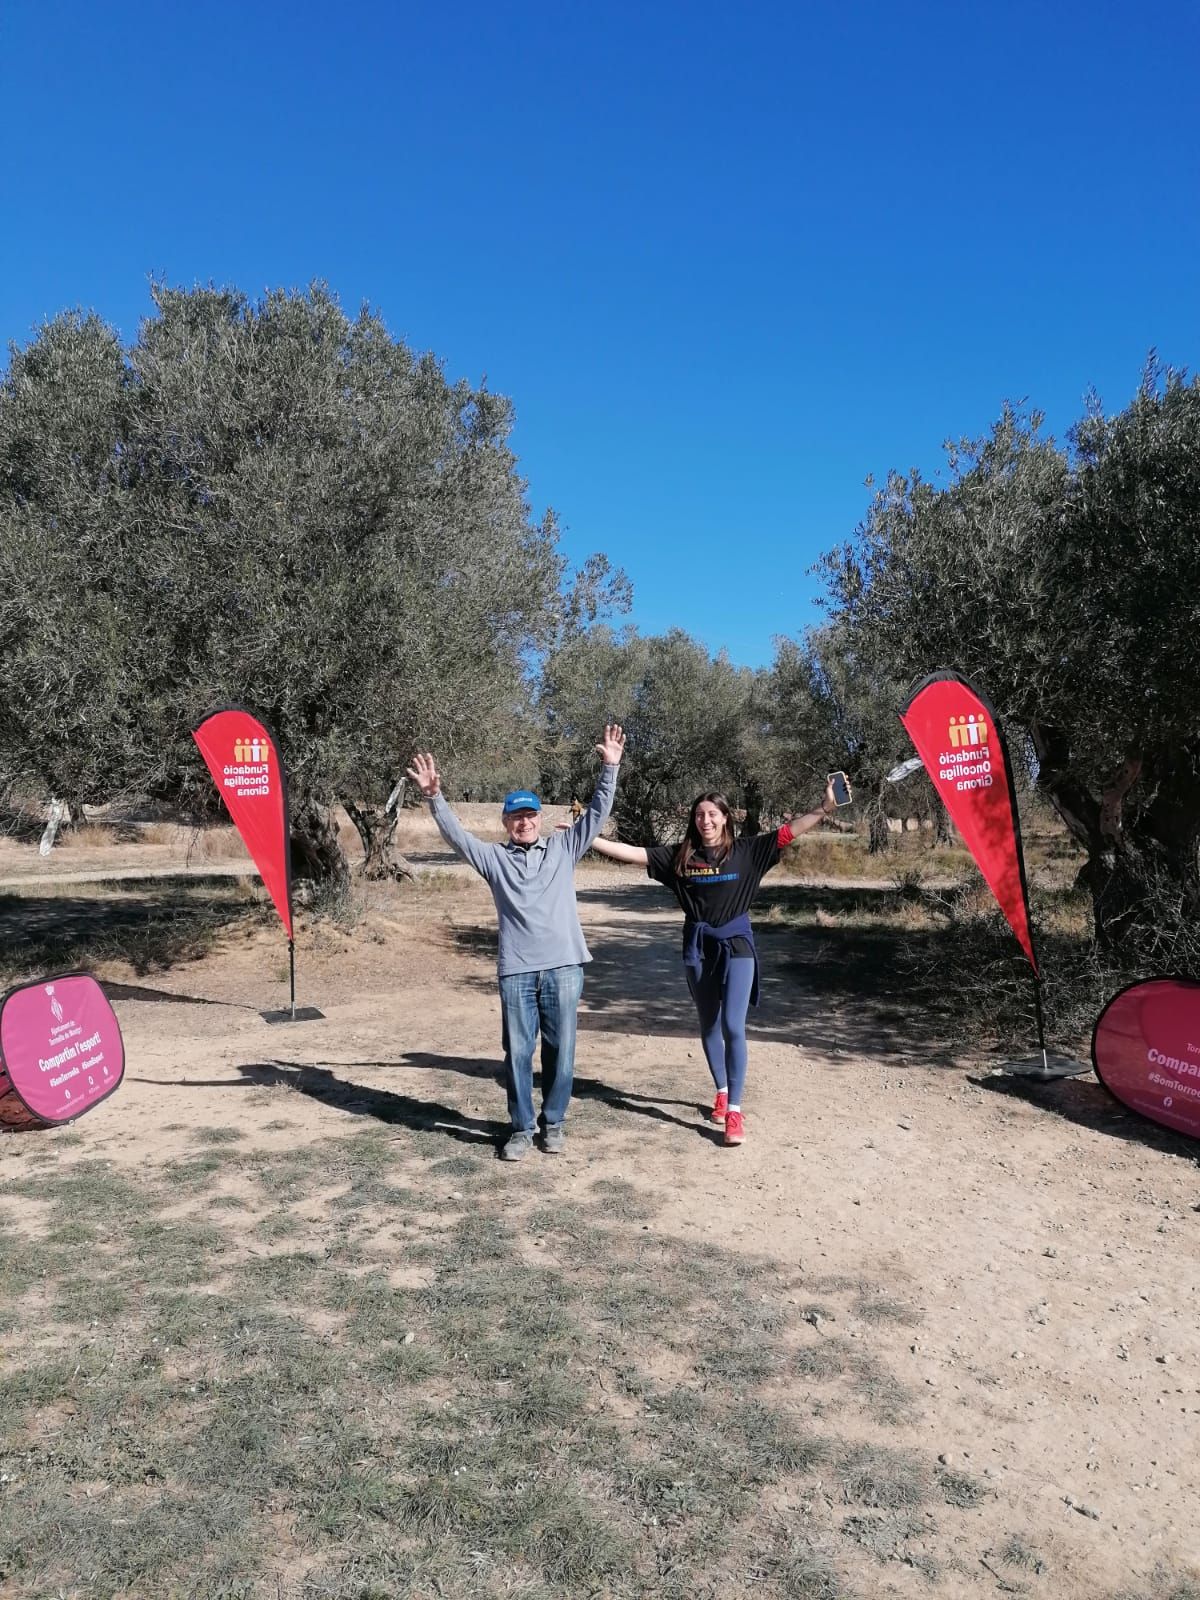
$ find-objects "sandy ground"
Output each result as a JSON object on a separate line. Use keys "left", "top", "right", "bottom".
{"left": 3, "top": 806, "right": 1199, "bottom": 1594}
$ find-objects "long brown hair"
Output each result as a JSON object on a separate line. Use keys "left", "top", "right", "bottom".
{"left": 674, "top": 792, "right": 737, "bottom": 875}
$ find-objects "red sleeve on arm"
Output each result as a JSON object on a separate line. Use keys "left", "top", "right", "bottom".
{"left": 776, "top": 824, "right": 794, "bottom": 848}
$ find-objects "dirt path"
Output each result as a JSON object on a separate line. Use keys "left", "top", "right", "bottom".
{"left": 3, "top": 826, "right": 1198, "bottom": 1596}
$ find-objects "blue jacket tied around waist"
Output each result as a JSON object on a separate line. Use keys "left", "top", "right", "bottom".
{"left": 681, "top": 913, "right": 760, "bottom": 1006}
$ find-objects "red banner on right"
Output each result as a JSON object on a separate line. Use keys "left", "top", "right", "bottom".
{"left": 1093, "top": 978, "right": 1200, "bottom": 1140}
{"left": 899, "top": 671, "right": 1037, "bottom": 972}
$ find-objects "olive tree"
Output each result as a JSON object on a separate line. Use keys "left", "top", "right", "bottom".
{"left": 1, "top": 283, "right": 626, "bottom": 879}
{"left": 822, "top": 367, "right": 1200, "bottom": 958}
{"left": 761, "top": 627, "right": 930, "bottom": 851}
{"left": 0, "top": 312, "right": 135, "bottom": 823}
{"left": 539, "top": 625, "right": 759, "bottom": 840}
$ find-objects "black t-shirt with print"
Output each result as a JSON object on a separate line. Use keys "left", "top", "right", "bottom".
{"left": 645, "top": 832, "right": 782, "bottom": 953}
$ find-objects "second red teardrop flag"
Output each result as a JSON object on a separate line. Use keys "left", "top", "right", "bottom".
{"left": 192, "top": 709, "right": 293, "bottom": 940}
{"left": 899, "top": 671, "right": 1036, "bottom": 971}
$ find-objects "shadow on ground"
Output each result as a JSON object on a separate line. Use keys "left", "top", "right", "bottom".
{"left": 446, "top": 878, "right": 976, "bottom": 1069}
{"left": 102, "top": 980, "right": 248, "bottom": 1008}
{"left": 0, "top": 885, "right": 265, "bottom": 981}
{"left": 132, "top": 1058, "right": 510, "bottom": 1147}
{"left": 975, "top": 1072, "right": 1200, "bottom": 1164}
{"left": 399, "top": 1052, "right": 718, "bottom": 1141}
{"left": 132, "top": 1051, "right": 723, "bottom": 1146}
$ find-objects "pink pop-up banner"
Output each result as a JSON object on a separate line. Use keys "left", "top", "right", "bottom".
{"left": 1093, "top": 977, "right": 1200, "bottom": 1141}
{"left": 0, "top": 973, "right": 125, "bottom": 1127}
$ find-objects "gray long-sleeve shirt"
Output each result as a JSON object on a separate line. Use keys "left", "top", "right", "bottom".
{"left": 428, "top": 764, "right": 618, "bottom": 977}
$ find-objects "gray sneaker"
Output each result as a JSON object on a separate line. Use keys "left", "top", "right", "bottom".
{"left": 501, "top": 1130, "right": 536, "bottom": 1162}
{"left": 542, "top": 1123, "right": 566, "bottom": 1155}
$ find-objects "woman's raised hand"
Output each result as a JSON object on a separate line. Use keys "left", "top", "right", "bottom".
{"left": 406, "top": 751, "right": 441, "bottom": 798}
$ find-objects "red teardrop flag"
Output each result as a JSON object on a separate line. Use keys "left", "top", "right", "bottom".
{"left": 899, "top": 671, "right": 1036, "bottom": 971}
{"left": 192, "top": 709, "right": 293, "bottom": 939}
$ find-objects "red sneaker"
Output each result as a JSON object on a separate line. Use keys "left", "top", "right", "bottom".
{"left": 710, "top": 1090, "right": 728, "bottom": 1126}
{"left": 723, "top": 1109, "right": 745, "bottom": 1146}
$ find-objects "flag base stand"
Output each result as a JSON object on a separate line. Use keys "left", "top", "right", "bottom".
{"left": 991, "top": 1053, "right": 1091, "bottom": 1081}
{"left": 260, "top": 941, "right": 323, "bottom": 1023}
{"left": 991, "top": 974, "right": 1091, "bottom": 1079}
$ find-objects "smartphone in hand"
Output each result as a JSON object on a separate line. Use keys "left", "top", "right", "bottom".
{"left": 827, "top": 771, "right": 853, "bottom": 807}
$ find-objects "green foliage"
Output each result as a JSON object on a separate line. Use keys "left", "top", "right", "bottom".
{"left": 820, "top": 366, "right": 1200, "bottom": 955}
{"left": 0, "top": 311, "right": 133, "bottom": 812}
{"left": 122, "top": 284, "right": 564, "bottom": 826}
{"left": 0, "top": 284, "right": 627, "bottom": 873}
{"left": 539, "top": 624, "right": 763, "bottom": 838}
{"left": 762, "top": 626, "right": 939, "bottom": 851}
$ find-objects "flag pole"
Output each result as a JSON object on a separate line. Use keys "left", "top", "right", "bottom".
{"left": 895, "top": 671, "right": 1086, "bottom": 1080}
{"left": 1000, "top": 791, "right": 1085, "bottom": 1080}
{"left": 1030, "top": 953, "right": 1049, "bottom": 1071}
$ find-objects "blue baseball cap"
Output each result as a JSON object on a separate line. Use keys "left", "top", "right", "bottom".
{"left": 502, "top": 789, "right": 542, "bottom": 815}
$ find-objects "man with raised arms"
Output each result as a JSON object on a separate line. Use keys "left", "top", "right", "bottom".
{"left": 407, "top": 725, "right": 626, "bottom": 1161}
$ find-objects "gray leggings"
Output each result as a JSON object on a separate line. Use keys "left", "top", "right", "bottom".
{"left": 686, "top": 956, "right": 755, "bottom": 1103}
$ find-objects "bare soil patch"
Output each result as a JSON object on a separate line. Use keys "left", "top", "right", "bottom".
{"left": 1, "top": 807, "right": 1197, "bottom": 1598}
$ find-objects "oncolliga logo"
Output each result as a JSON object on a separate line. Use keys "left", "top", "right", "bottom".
{"left": 948, "top": 713, "right": 988, "bottom": 748}
{"left": 234, "top": 736, "right": 271, "bottom": 764}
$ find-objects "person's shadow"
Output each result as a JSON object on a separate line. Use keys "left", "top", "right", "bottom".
{"left": 237, "top": 1060, "right": 508, "bottom": 1146}
{"left": 132, "top": 1052, "right": 723, "bottom": 1148}
{"left": 398, "top": 1051, "right": 723, "bottom": 1143}
{"left": 129, "top": 1058, "right": 509, "bottom": 1148}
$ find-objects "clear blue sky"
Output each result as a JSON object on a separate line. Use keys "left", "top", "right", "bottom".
{"left": 3, "top": 1, "right": 1197, "bottom": 666}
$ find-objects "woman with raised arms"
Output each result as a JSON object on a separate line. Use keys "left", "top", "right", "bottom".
{"left": 588, "top": 784, "right": 836, "bottom": 1147}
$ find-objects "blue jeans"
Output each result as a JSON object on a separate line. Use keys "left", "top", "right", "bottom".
{"left": 498, "top": 964, "right": 585, "bottom": 1133}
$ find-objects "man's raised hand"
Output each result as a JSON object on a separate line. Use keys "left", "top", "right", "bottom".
{"left": 596, "top": 723, "right": 626, "bottom": 765}
{"left": 406, "top": 751, "right": 441, "bottom": 798}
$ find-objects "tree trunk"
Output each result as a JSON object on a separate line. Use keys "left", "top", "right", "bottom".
{"left": 1033, "top": 720, "right": 1200, "bottom": 962}
{"left": 740, "top": 779, "right": 762, "bottom": 837}
{"left": 39, "top": 799, "right": 68, "bottom": 855}
{"left": 1079, "top": 796, "right": 1200, "bottom": 961}
{"left": 933, "top": 798, "right": 952, "bottom": 847}
{"left": 289, "top": 801, "right": 348, "bottom": 885}
{"left": 342, "top": 798, "right": 415, "bottom": 881}
{"left": 613, "top": 778, "right": 662, "bottom": 846}
{"left": 866, "top": 783, "right": 892, "bottom": 855}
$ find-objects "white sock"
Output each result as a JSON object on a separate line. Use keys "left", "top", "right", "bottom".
{"left": 728, "top": 1103, "right": 741, "bottom": 1112}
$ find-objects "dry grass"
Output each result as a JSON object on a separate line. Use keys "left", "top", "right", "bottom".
{"left": 1113, "top": 1570, "right": 1200, "bottom": 1600}
{"left": 757, "top": 869, "right": 1106, "bottom": 1051}
{"left": 777, "top": 828, "right": 983, "bottom": 886}
{"left": 3, "top": 1118, "right": 1190, "bottom": 1598}
{"left": 184, "top": 824, "right": 256, "bottom": 862}
{"left": 56, "top": 823, "right": 125, "bottom": 849}
{"left": 777, "top": 820, "right": 1084, "bottom": 894}
{"left": 997, "top": 1533, "right": 1048, "bottom": 1574}
{"left": 0, "top": 1130, "right": 1000, "bottom": 1600}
